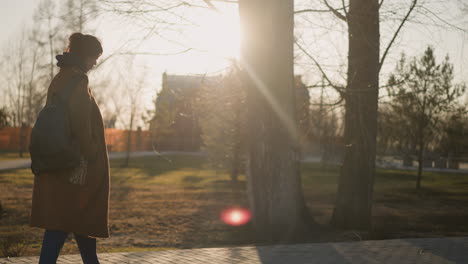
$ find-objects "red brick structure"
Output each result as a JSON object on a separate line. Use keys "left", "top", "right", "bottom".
{"left": 0, "top": 126, "right": 32, "bottom": 151}
{"left": 0, "top": 127, "right": 153, "bottom": 152}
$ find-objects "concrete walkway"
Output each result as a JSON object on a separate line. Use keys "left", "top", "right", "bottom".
{"left": 2, "top": 152, "right": 467, "bottom": 174}
{"left": 0, "top": 158, "right": 31, "bottom": 172}
{"left": 0, "top": 151, "right": 205, "bottom": 172}
{"left": 301, "top": 156, "right": 468, "bottom": 174}
{"left": 1, "top": 237, "right": 467, "bottom": 263}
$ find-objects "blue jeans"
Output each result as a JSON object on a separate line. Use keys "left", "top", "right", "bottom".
{"left": 39, "top": 230, "right": 100, "bottom": 264}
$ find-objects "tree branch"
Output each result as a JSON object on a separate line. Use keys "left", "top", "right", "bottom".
{"left": 341, "top": 0, "right": 348, "bottom": 17}
{"left": 116, "top": 48, "right": 194, "bottom": 56}
{"left": 419, "top": 6, "right": 467, "bottom": 33}
{"left": 203, "top": 0, "right": 220, "bottom": 12}
{"left": 204, "top": 0, "right": 238, "bottom": 3}
{"left": 323, "top": 0, "right": 347, "bottom": 22}
{"left": 295, "top": 40, "right": 346, "bottom": 96}
{"left": 310, "top": 96, "right": 345, "bottom": 107}
{"left": 379, "top": 0, "right": 417, "bottom": 72}
{"left": 294, "top": 6, "right": 348, "bottom": 14}
{"left": 95, "top": 48, "right": 193, "bottom": 69}
{"left": 100, "top": 1, "right": 188, "bottom": 13}
{"left": 379, "top": 0, "right": 385, "bottom": 9}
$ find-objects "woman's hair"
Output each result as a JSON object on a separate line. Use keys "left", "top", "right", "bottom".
{"left": 67, "top": 33, "right": 103, "bottom": 58}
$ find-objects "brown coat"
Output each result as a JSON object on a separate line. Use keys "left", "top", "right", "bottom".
{"left": 30, "top": 67, "right": 110, "bottom": 238}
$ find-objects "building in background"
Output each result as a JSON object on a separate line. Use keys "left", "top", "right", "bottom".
{"left": 150, "top": 73, "right": 311, "bottom": 153}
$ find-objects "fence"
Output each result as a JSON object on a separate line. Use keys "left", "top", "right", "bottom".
{"left": 0, "top": 127, "right": 154, "bottom": 152}
{"left": 105, "top": 128, "right": 153, "bottom": 152}
{"left": 0, "top": 127, "right": 32, "bottom": 151}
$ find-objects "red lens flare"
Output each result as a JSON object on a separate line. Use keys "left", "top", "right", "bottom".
{"left": 220, "top": 207, "right": 251, "bottom": 226}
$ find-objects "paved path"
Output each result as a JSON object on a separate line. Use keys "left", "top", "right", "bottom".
{"left": 2, "top": 152, "right": 467, "bottom": 174}
{"left": 0, "top": 151, "right": 205, "bottom": 172}
{"left": 1, "top": 237, "right": 467, "bottom": 263}
{"left": 301, "top": 156, "right": 468, "bottom": 174}
{"left": 0, "top": 159, "right": 31, "bottom": 171}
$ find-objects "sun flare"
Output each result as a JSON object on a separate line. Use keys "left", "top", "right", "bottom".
{"left": 220, "top": 207, "right": 251, "bottom": 226}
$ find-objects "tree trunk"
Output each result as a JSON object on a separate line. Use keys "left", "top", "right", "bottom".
{"left": 230, "top": 139, "right": 240, "bottom": 183}
{"left": 416, "top": 138, "right": 424, "bottom": 189}
{"left": 448, "top": 153, "right": 459, "bottom": 170}
{"left": 230, "top": 109, "right": 242, "bottom": 183}
{"left": 331, "top": 0, "right": 380, "bottom": 230}
{"left": 123, "top": 115, "right": 134, "bottom": 167}
{"left": 19, "top": 123, "right": 26, "bottom": 158}
{"left": 239, "top": 0, "right": 314, "bottom": 242}
{"left": 403, "top": 154, "right": 413, "bottom": 167}
{"left": 48, "top": 19, "right": 55, "bottom": 82}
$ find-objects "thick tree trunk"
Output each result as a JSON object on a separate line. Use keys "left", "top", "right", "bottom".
{"left": 239, "top": 0, "right": 313, "bottom": 242}
{"left": 331, "top": 0, "right": 380, "bottom": 230}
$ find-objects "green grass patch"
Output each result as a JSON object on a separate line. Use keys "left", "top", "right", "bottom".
{"left": 110, "top": 155, "right": 247, "bottom": 191}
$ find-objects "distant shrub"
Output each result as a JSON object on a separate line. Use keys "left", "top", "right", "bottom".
{"left": 0, "top": 107, "right": 9, "bottom": 130}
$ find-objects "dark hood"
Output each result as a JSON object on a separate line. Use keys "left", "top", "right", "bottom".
{"left": 56, "top": 52, "right": 86, "bottom": 72}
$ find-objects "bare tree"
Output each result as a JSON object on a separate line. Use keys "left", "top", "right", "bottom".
{"left": 239, "top": 0, "right": 314, "bottom": 242}
{"left": 328, "top": 0, "right": 380, "bottom": 231}
{"left": 109, "top": 60, "right": 148, "bottom": 167}
{"left": 308, "top": 82, "right": 343, "bottom": 165}
{"left": 34, "top": 0, "right": 62, "bottom": 82}
{"left": 2, "top": 29, "right": 42, "bottom": 157}
{"left": 28, "top": 0, "right": 101, "bottom": 96}
{"left": 294, "top": 0, "right": 418, "bottom": 230}
{"left": 59, "top": 0, "right": 100, "bottom": 33}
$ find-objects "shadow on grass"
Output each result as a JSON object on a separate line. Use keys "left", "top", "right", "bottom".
{"left": 375, "top": 169, "right": 417, "bottom": 183}
{"left": 115, "top": 155, "right": 206, "bottom": 174}
{"left": 182, "top": 175, "right": 203, "bottom": 184}
{"left": 418, "top": 213, "right": 468, "bottom": 230}
{"left": 109, "top": 155, "right": 210, "bottom": 198}
{"left": 179, "top": 179, "right": 258, "bottom": 249}
{"left": 177, "top": 176, "right": 341, "bottom": 249}
{"left": 110, "top": 155, "right": 209, "bottom": 184}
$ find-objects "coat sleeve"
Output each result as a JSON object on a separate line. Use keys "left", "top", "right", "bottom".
{"left": 68, "top": 76, "right": 98, "bottom": 160}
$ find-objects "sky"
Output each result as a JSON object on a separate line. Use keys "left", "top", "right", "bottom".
{"left": 293, "top": 0, "right": 468, "bottom": 102}
{"left": 1, "top": 0, "right": 467, "bottom": 127}
{"left": 0, "top": 0, "right": 239, "bottom": 70}
{"left": 0, "top": 0, "right": 241, "bottom": 128}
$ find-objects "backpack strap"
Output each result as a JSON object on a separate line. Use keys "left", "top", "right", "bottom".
{"left": 58, "top": 74, "right": 88, "bottom": 106}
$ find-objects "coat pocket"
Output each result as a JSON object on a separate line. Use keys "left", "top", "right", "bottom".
{"left": 69, "top": 157, "right": 88, "bottom": 186}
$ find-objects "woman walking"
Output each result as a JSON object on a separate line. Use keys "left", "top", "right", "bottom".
{"left": 30, "top": 33, "right": 109, "bottom": 264}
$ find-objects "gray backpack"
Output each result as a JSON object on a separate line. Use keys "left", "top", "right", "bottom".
{"left": 29, "top": 75, "right": 86, "bottom": 175}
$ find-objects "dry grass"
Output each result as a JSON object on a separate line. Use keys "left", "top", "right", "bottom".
{"left": 0, "top": 154, "right": 468, "bottom": 257}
